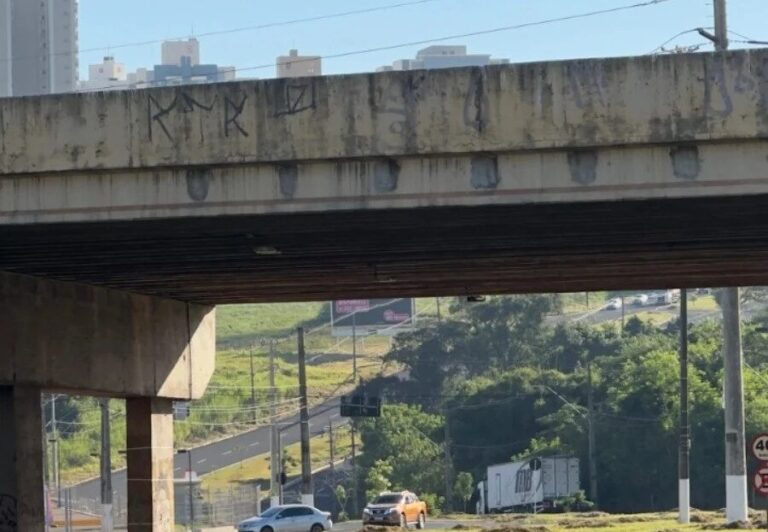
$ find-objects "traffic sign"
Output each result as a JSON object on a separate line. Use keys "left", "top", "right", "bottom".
{"left": 752, "top": 434, "right": 768, "bottom": 461}
{"left": 340, "top": 395, "right": 382, "bottom": 417}
{"left": 754, "top": 465, "right": 768, "bottom": 497}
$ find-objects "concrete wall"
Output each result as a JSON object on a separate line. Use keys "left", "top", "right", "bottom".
{"left": 0, "top": 272, "right": 215, "bottom": 399}
{"left": 2, "top": 49, "right": 768, "bottom": 175}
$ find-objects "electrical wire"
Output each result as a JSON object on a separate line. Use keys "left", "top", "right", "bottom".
{"left": 4, "top": 0, "right": 449, "bottom": 67}
{"left": 78, "top": 0, "right": 674, "bottom": 93}
{"left": 648, "top": 28, "right": 705, "bottom": 54}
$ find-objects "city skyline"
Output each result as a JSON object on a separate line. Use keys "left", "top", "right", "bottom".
{"left": 75, "top": 0, "right": 766, "bottom": 81}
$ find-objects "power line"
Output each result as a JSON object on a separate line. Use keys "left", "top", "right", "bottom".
{"left": 4, "top": 0, "right": 448, "bottom": 67}
{"left": 648, "top": 28, "right": 706, "bottom": 54}
{"left": 78, "top": 0, "right": 674, "bottom": 93}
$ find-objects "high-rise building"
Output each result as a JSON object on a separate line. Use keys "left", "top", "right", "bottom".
{"left": 162, "top": 38, "right": 200, "bottom": 67}
{"left": 276, "top": 49, "right": 322, "bottom": 78}
{"left": 377, "top": 45, "right": 509, "bottom": 72}
{"left": 3, "top": 0, "right": 79, "bottom": 96}
{"left": 0, "top": 1, "right": 12, "bottom": 97}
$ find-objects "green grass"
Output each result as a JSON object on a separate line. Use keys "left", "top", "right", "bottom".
{"left": 688, "top": 294, "right": 718, "bottom": 312}
{"left": 558, "top": 292, "right": 609, "bottom": 314}
{"left": 217, "top": 302, "right": 327, "bottom": 349}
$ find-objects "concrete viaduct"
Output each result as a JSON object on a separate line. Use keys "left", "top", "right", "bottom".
{"left": 3, "top": 48, "right": 768, "bottom": 529}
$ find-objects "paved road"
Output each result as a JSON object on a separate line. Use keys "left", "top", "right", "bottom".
{"left": 72, "top": 399, "right": 345, "bottom": 503}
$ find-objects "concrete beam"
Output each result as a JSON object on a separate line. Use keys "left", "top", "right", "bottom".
{"left": 126, "top": 398, "right": 174, "bottom": 532}
{"left": 0, "top": 386, "right": 46, "bottom": 531}
{"left": 1, "top": 49, "right": 767, "bottom": 176}
{"left": 4, "top": 140, "right": 768, "bottom": 225}
{"left": 1, "top": 272, "right": 215, "bottom": 399}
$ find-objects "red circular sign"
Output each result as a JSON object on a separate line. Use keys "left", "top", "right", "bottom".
{"left": 753, "top": 466, "right": 768, "bottom": 496}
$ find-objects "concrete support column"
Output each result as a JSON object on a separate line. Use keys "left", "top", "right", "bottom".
{"left": 126, "top": 398, "right": 175, "bottom": 532}
{"left": 0, "top": 386, "right": 46, "bottom": 531}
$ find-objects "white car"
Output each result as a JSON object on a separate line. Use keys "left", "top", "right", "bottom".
{"left": 238, "top": 505, "right": 333, "bottom": 532}
{"left": 606, "top": 298, "right": 622, "bottom": 310}
{"left": 632, "top": 294, "right": 649, "bottom": 306}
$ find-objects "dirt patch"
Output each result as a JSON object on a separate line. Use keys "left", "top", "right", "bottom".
{"left": 359, "top": 526, "right": 393, "bottom": 532}
{"left": 485, "top": 527, "right": 550, "bottom": 532}
{"left": 701, "top": 521, "right": 754, "bottom": 530}
{"left": 558, "top": 520, "right": 614, "bottom": 529}
{"left": 691, "top": 512, "right": 718, "bottom": 524}
{"left": 614, "top": 515, "right": 657, "bottom": 523}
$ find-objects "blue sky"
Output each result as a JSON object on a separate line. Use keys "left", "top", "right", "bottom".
{"left": 78, "top": 0, "right": 768, "bottom": 79}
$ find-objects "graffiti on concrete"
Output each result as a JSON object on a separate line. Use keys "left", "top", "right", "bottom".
{"left": 274, "top": 81, "right": 316, "bottom": 116}
{"left": 225, "top": 95, "right": 249, "bottom": 137}
{"left": 147, "top": 94, "right": 178, "bottom": 142}
{"left": 0, "top": 494, "right": 17, "bottom": 532}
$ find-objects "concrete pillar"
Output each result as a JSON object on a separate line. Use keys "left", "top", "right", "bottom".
{"left": 0, "top": 386, "right": 46, "bottom": 531}
{"left": 126, "top": 398, "right": 175, "bottom": 532}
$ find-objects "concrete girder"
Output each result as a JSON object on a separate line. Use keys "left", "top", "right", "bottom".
{"left": 1, "top": 272, "right": 215, "bottom": 399}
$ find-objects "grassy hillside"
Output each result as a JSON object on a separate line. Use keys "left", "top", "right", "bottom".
{"left": 58, "top": 300, "right": 398, "bottom": 484}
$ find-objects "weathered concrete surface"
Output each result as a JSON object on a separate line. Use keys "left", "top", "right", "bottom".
{"left": 2, "top": 49, "right": 768, "bottom": 176}
{"left": 1, "top": 272, "right": 215, "bottom": 399}
{"left": 126, "top": 398, "right": 174, "bottom": 532}
{"left": 6, "top": 50, "right": 768, "bottom": 302}
{"left": 3, "top": 50, "right": 768, "bottom": 225}
{"left": 4, "top": 140, "right": 768, "bottom": 224}
{"left": 0, "top": 386, "right": 46, "bottom": 532}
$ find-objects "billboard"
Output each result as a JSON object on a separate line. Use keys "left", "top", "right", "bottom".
{"left": 330, "top": 298, "right": 415, "bottom": 336}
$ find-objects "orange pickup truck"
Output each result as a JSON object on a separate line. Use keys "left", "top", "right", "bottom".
{"left": 362, "top": 491, "right": 427, "bottom": 528}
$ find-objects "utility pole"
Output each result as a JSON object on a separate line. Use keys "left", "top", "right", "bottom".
{"left": 298, "top": 327, "right": 313, "bottom": 506}
{"left": 436, "top": 297, "right": 442, "bottom": 322}
{"left": 352, "top": 311, "right": 358, "bottom": 382}
{"left": 443, "top": 408, "right": 453, "bottom": 512}
{"left": 620, "top": 295, "right": 626, "bottom": 333}
{"left": 51, "top": 394, "right": 61, "bottom": 507}
{"left": 722, "top": 287, "right": 747, "bottom": 523}
{"left": 249, "top": 345, "right": 257, "bottom": 423}
{"left": 351, "top": 421, "right": 358, "bottom": 515}
{"left": 100, "top": 399, "right": 113, "bottom": 532}
{"left": 328, "top": 421, "right": 335, "bottom": 471}
{"left": 269, "top": 341, "right": 280, "bottom": 508}
{"left": 714, "top": 0, "right": 728, "bottom": 51}
{"left": 678, "top": 289, "right": 690, "bottom": 525}
{"left": 587, "top": 358, "right": 598, "bottom": 508}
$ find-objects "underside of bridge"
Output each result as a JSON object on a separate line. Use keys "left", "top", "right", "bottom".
{"left": 5, "top": 48, "right": 768, "bottom": 530}
{"left": 3, "top": 193, "right": 768, "bottom": 304}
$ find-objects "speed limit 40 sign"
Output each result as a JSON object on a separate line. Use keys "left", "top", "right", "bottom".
{"left": 753, "top": 434, "right": 768, "bottom": 461}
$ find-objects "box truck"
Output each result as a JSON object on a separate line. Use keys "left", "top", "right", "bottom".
{"left": 476, "top": 456, "right": 580, "bottom": 514}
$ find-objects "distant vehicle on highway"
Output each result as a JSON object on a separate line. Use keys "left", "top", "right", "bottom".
{"left": 363, "top": 491, "right": 427, "bottom": 528}
{"left": 605, "top": 298, "right": 622, "bottom": 310}
{"left": 237, "top": 504, "right": 332, "bottom": 532}
{"left": 631, "top": 294, "right": 649, "bottom": 306}
{"left": 651, "top": 289, "right": 681, "bottom": 305}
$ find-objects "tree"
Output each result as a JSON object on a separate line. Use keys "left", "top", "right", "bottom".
{"left": 334, "top": 485, "right": 350, "bottom": 522}
{"left": 358, "top": 405, "right": 445, "bottom": 497}
{"left": 365, "top": 460, "right": 393, "bottom": 503}
{"left": 453, "top": 472, "right": 474, "bottom": 512}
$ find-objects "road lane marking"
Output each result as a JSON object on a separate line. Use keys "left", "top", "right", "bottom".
{"left": 249, "top": 442, "right": 259, "bottom": 447}
{"left": 223, "top": 450, "right": 232, "bottom": 456}
{"left": 197, "top": 458, "right": 207, "bottom": 464}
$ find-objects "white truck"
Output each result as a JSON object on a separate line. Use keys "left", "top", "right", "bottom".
{"left": 476, "top": 456, "right": 580, "bottom": 514}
